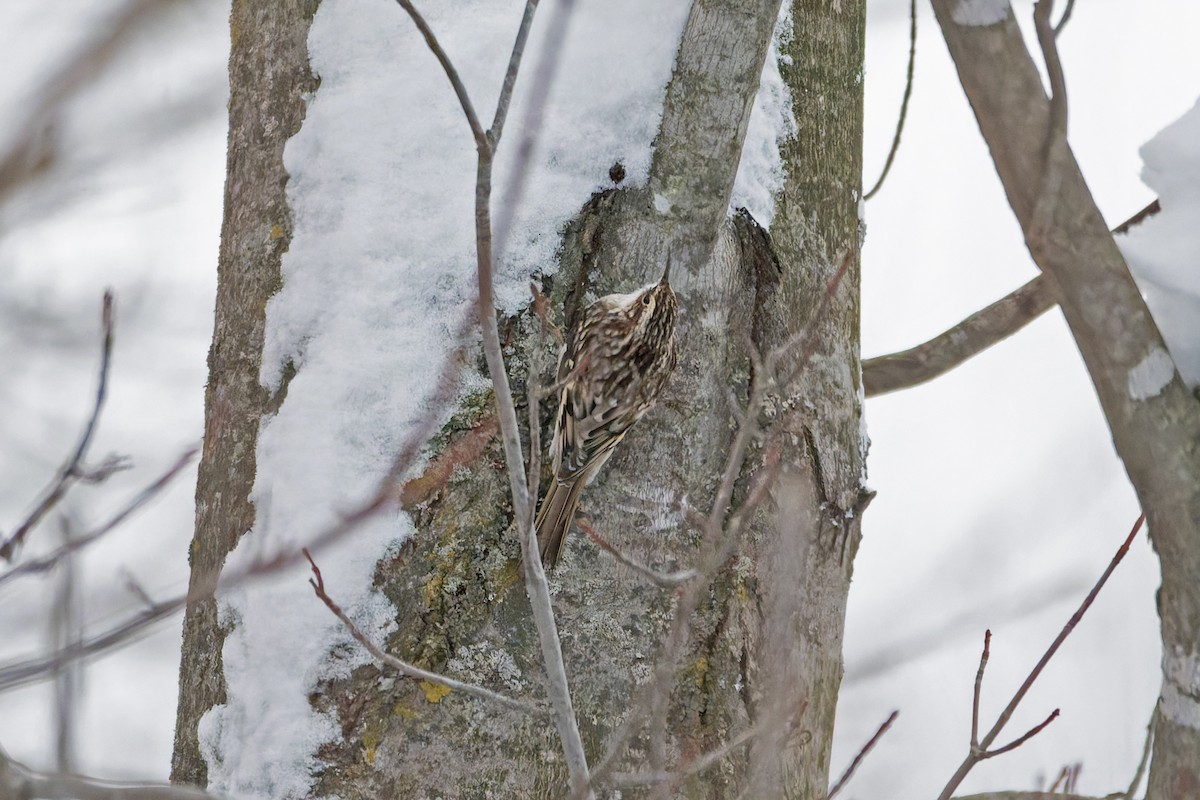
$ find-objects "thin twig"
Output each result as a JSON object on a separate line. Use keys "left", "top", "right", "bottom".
{"left": 609, "top": 710, "right": 780, "bottom": 789}
{"left": 1119, "top": 706, "right": 1156, "bottom": 799}
{"left": 303, "top": 550, "right": 539, "bottom": 715}
{"left": 576, "top": 519, "right": 697, "bottom": 588}
{"left": 0, "top": 448, "right": 198, "bottom": 590}
{"left": 826, "top": 709, "right": 899, "bottom": 800}
{"left": 491, "top": 0, "right": 579, "bottom": 267}
{"left": 2, "top": 292, "right": 115, "bottom": 561}
{"left": 936, "top": 514, "right": 1146, "bottom": 800}
{"left": 1, "top": 743, "right": 218, "bottom": 800}
{"left": 391, "top": 0, "right": 487, "bottom": 150}
{"left": 0, "top": 0, "right": 176, "bottom": 203}
{"left": 526, "top": 287, "right": 547, "bottom": 523}
{"left": 52, "top": 518, "right": 82, "bottom": 774}
{"left": 863, "top": 0, "right": 916, "bottom": 201}
{"left": 985, "top": 708, "right": 1060, "bottom": 757}
{"left": 394, "top": 0, "right": 595, "bottom": 786}
{"left": 0, "top": 595, "right": 182, "bottom": 693}
{"left": 489, "top": 0, "right": 540, "bottom": 146}
{"left": 1034, "top": 0, "right": 1068, "bottom": 148}
{"left": 971, "top": 629, "right": 990, "bottom": 751}
{"left": 1053, "top": 0, "right": 1076, "bottom": 35}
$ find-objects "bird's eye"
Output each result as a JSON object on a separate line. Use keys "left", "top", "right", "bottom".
{"left": 641, "top": 294, "right": 652, "bottom": 306}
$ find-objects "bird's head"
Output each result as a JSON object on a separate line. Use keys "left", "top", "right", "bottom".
{"left": 624, "top": 253, "right": 677, "bottom": 341}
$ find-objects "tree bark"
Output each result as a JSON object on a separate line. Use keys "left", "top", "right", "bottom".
{"left": 929, "top": 4, "right": 1200, "bottom": 798}
{"left": 309, "top": 0, "right": 866, "bottom": 797}
{"left": 172, "top": 0, "right": 866, "bottom": 795}
{"left": 170, "top": 0, "right": 319, "bottom": 786}
{"left": 742, "top": 1, "right": 867, "bottom": 794}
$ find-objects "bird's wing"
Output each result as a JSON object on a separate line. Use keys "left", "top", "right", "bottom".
{"left": 557, "top": 376, "right": 629, "bottom": 481}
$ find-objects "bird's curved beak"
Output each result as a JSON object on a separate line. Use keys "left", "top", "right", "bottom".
{"left": 659, "top": 251, "right": 672, "bottom": 286}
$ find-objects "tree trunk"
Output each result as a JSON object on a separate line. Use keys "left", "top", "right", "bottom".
{"left": 310, "top": 1, "right": 865, "bottom": 798}
{"left": 171, "top": 0, "right": 319, "bottom": 786}
{"left": 929, "top": 5, "right": 1200, "bottom": 798}
{"left": 173, "top": 0, "right": 867, "bottom": 796}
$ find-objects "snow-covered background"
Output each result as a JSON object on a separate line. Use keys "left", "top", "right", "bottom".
{"left": 0, "top": 0, "right": 1197, "bottom": 796}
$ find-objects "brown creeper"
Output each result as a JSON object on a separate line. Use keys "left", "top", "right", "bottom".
{"left": 535, "top": 257, "right": 678, "bottom": 568}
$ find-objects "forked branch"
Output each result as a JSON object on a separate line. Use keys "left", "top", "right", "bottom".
{"left": 936, "top": 514, "right": 1145, "bottom": 799}
{"left": 862, "top": 199, "right": 1161, "bottom": 397}
{"left": 2, "top": 292, "right": 117, "bottom": 561}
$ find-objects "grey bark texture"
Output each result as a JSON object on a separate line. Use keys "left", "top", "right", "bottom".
{"left": 169, "top": 0, "right": 867, "bottom": 795}
{"left": 308, "top": 0, "right": 866, "bottom": 798}
{"left": 930, "top": 3, "right": 1200, "bottom": 798}
{"left": 170, "top": 0, "right": 319, "bottom": 787}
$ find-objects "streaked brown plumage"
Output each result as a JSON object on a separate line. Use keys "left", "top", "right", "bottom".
{"left": 536, "top": 258, "right": 678, "bottom": 568}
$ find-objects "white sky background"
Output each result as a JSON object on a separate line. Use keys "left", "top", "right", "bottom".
{"left": 0, "top": 0, "right": 1196, "bottom": 796}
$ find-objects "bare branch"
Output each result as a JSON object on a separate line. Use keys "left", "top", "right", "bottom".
{"left": 863, "top": 276, "right": 1055, "bottom": 397}
{"left": 2, "top": 291, "right": 115, "bottom": 561}
{"left": 576, "top": 519, "right": 697, "bottom": 588}
{"left": 971, "top": 629, "right": 990, "bottom": 752}
{"left": 0, "top": 0, "right": 177, "bottom": 204}
{"left": 825, "top": 709, "right": 899, "bottom": 800}
{"left": 936, "top": 514, "right": 1146, "bottom": 799}
{"left": 488, "top": 0, "right": 540, "bottom": 146}
{"left": 491, "top": 0, "right": 579, "bottom": 265}
{"left": 426, "top": 0, "right": 592, "bottom": 787}
{"left": 984, "top": 707, "right": 1060, "bottom": 757}
{"left": 862, "top": 199, "right": 1161, "bottom": 397}
{"left": 1119, "top": 706, "right": 1156, "bottom": 799}
{"left": 51, "top": 519, "right": 82, "bottom": 774}
{"left": 525, "top": 287, "right": 549, "bottom": 526}
{"left": 863, "top": 0, "right": 916, "bottom": 201}
{"left": 391, "top": 0, "right": 487, "bottom": 150}
{"left": 1053, "top": 0, "right": 1077, "bottom": 36}
{"left": 0, "top": 594, "right": 182, "bottom": 693}
{"left": 1028, "top": 0, "right": 1070, "bottom": 252}
{"left": 303, "top": 550, "right": 540, "bottom": 715}
{"left": 0, "top": 448, "right": 198, "bottom": 590}
{"left": 1, "top": 744, "right": 218, "bottom": 800}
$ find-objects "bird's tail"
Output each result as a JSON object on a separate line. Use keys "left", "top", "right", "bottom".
{"left": 535, "top": 477, "right": 586, "bottom": 569}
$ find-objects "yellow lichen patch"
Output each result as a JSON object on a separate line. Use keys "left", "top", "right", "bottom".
{"left": 691, "top": 656, "right": 709, "bottom": 689}
{"left": 393, "top": 702, "right": 418, "bottom": 720}
{"left": 361, "top": 723, "right": 384, "bottom": 765}
{"left": 422, "top": 570, "right": 445, "bottom": 608}
{"left": 421, "top": 680, "right": 452, "bottom": 703}
{"left": 269, "top": 223, "right": 284, "bottom": 241}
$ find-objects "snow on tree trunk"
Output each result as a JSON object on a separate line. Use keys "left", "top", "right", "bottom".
{"left": 307, "top": 2, "right": 866, "bottom": 798}
{"left": 171, "top": 0, "right": 319, "bottom": 787}
{"left": 173, "top": 0, "right": 868, "bottom": 796}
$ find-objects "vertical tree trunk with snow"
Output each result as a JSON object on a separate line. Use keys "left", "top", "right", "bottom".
{"left": 171, "top": 0, "right": 866, "bottom": 796}
{"left": 171, "top": 0, "right": 319, "bottom": 786}
{"left": 308, "top": 1, "right": 866, "bottom": 798}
